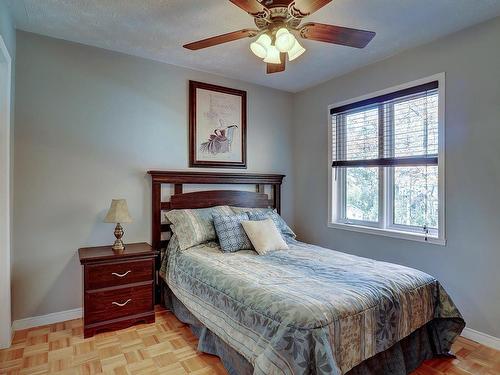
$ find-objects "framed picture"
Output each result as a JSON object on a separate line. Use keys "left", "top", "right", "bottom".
{"left": 189, "top": 80, "right": 247, "bottom": 169}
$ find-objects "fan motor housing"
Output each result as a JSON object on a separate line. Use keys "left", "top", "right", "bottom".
{"left": 254, "top": 6, "right": 302, "bottom": 30}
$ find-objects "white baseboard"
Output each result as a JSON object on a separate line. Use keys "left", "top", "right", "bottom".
{"left": 462, "top": 327, "right": 500, "bottom": 350}
{"left": 12, "top": 308, "right": 82, "bottom": 331}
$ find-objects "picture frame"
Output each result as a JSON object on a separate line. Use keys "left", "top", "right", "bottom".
{"left": 189, "top": 80, "right": 247, "bottom": 169}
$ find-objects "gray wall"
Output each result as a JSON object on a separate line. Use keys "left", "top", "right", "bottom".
{"left": 13, "top": 31, "right": 294, "bottom": 320}
{"left": 0, "top": 1, "right": 15, "bottom": 58}
{"left": 0, "top": 1, "right": 15, "bottom": 165}
{"left": 0, "top": 0, "right": 15, "bottom": 303}
{"left": 292, "top": 17, "right": 500, "bottom": 337}
{"left": 0, "top": 1, "right": 16, "bottom": 210}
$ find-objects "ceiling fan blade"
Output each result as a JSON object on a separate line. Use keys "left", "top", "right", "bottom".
{"left": 292, "top": 0, "right": 332, "bottom": 16}
{"left": 184, "top": 29, "right": 258, "bottom": 50}
{"left": 267, "top": 53, "right": 287, "bottom": 74}
{"left": 299, "top": 23, "right": 375, "bottom": 48}
{"left": 229, "top": 0, "right": 266, "bottom": 14}
{"left": 266, "top": 0, "right": 295, "bottom": 7}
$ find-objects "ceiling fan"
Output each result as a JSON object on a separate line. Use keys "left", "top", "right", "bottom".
{"left": 183, "top": 0, "right": 376, "bottom": 74}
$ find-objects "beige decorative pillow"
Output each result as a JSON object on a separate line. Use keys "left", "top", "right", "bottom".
{"left": 241, "top": 219, "right": 289, "bottom": 255}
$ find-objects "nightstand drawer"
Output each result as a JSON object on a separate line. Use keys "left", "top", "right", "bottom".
{"left": 85, "top": 259, "right": 154, "bottom": 290}
{"left": 84, "top": 282, "right": 153, "bottom": 324}
{"left": 79, "top": 242, "right": 157, "bottom": 337}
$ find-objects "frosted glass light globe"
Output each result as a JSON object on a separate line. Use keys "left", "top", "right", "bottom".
{"left": 250, "top": 42, "right": 267, "bottom": 58}
{"left": 250, "top": 34, "right": 272, "bottom": 58}
{"left": 288, "top": 39, "right": 306, "bottom": 61}
{"left": 275, "top": 28, "right": 296, "bottom": 53}
{"left": 263, "top": 45, "right": 282, "bottom": 64}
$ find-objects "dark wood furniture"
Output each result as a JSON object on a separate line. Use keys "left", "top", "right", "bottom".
{"left": 78, "top": 242, "right": 158, "bottom": 338}
{"left": 147, "top": 171, "right": 285, "bottom": 302}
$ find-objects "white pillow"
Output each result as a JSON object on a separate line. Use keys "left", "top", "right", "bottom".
{"left": 241, "top": 219, "right": 289, "bottom": 255}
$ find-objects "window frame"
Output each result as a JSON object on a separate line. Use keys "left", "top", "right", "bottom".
{"left": 336, "top": 105, "right": 383, "bottom": 228}
{"left": 337, "top": 166, "right": 383, "bottom": 228}
{"left": 328, "top": 73, "right": 446, "bottom": 245}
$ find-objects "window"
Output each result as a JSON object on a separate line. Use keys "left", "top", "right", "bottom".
{"left": 329, "top": 75, "right": 445, "bottom": 244}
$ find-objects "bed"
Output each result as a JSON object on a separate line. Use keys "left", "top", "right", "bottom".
{"left": 148, "top": 171, "right": 465, "bottom": 375}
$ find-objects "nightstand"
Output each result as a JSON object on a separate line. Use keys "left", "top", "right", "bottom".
{"left": 78, "top": 242, "right": 158, "bottom": 338}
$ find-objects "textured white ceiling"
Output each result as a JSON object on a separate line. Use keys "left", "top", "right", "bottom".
{"left": 6, "top": 0, "right": 500, "bottom": 92}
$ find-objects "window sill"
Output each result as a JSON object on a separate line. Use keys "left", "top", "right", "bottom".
{"left": 328, "top": 222, "right": 446, "bottom": 246}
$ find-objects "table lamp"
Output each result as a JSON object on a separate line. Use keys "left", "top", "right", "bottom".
{"left": 104, "top": 199, "right": 132, "bottom": 253}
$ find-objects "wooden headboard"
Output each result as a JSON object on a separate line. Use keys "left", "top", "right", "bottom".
{"left": 147, "top": 171, "right": 285, "bottom": 251}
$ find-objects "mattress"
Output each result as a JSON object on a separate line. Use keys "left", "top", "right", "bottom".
{"left": 160, "top": 237, "right": 464, "bottom": 375}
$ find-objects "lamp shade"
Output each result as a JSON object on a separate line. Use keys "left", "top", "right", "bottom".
{"left": 250, "top": 34, "right": 271, "bottom": 59}
{"left": 250, "top": 42, "right": 267, "bottom": 59}
{"left": 288, "top": 39, "right": 306, "bottom": 61}
{"left": 104, "top": 199, "right": 132, "bottom": 223}
{"left": 263, "top": 45, "right": 282, "bottom": 64}
{"left": 275, "top": 28, "right": 296, "bottom": 53}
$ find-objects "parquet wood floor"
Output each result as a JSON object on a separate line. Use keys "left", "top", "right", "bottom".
{"left": 1, "top": 307, "right": 498, "bottom": 375}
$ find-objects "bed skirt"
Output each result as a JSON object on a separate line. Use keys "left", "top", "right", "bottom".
{"left": 163, "top": 287, "right": 456, "bottom": 375}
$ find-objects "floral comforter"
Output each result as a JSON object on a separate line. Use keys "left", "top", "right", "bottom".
{"left": 160, "top": 238, "right": 464, "bottom": 375}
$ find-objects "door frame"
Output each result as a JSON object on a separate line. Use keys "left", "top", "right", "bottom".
{"left": 0, "top": 34, "right": 12, "bottom": 349}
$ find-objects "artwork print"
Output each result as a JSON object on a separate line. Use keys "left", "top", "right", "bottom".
{"left": 189, "top": 81, "right": 247, "bottom": 168}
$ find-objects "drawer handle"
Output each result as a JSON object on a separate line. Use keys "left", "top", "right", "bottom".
{"left": 112, "top": 270, "right": 131, "bottom": 278}
{"left": 112, "top": 299, "right": 131, "bottom": 307}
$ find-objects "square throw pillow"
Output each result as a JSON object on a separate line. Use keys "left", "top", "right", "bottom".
{"left": 241, "top": 219, "right": 289, "bottom": 255}
{"left": 246, "top": 210, "right": 295, "bottom": 239}
{"left": 166, "top": 205, "right": 233, "bottom": 250}
{"left": 213, "top": 213, "right": 253, "bottom": 253}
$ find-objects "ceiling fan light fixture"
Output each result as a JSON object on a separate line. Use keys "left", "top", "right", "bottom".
{"left": 263, "top": 45, "right": 281, "bottom": 64}
{"left": 275, "top": 28, "right": 296, "bottom": 53}
{"left": 288, "top": 39, "right": 306, "bottom": 61}
{"left": 184, "top": 1, "right": 376, "bottom": 75}
{"left": 250, "top": 42, "right": 267, "bottom": 59}
{"left": 250, "top": 33, "right": 272, "bottom": 59}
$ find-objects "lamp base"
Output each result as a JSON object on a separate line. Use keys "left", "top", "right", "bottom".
{"left": 112, "top": 240, "right": 125, "bottom": 254}
{"left": 112, "top": 223, "right": 125, "bottom": 254}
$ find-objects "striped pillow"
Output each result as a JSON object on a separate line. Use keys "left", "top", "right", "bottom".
{"left": 166, "top": 206, "right": 233, "bottom": 250}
